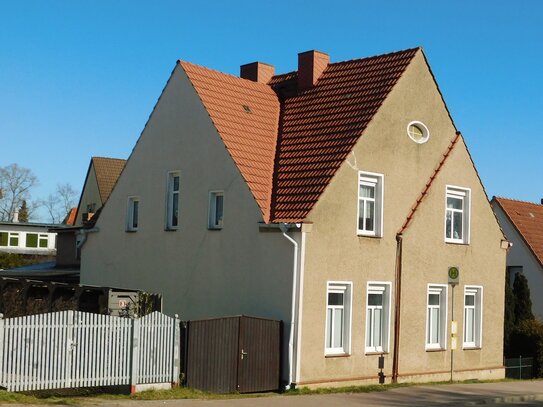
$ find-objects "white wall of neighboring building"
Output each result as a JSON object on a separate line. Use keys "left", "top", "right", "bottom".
{"left": 493, "top": 203, "right": 543, "bottom": 319}
{"left": 80, "top": 64, "right": 295, "bottom": 323}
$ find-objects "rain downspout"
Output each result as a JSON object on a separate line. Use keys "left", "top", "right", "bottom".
{"left": 392, "top": 233, "right": 403, "bottom": 383}
{"left": 279, "top": 223, "right": 299, "bottom": 389}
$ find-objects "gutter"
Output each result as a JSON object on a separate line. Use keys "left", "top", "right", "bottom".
{"left": 279, "top": 223, "right": 300, "bottom": 389}
{"left": 76, "top": 227, "right": 99, "bottom": 250}
{"left": 392, "top": 233, "right": 403, "bottom": 383}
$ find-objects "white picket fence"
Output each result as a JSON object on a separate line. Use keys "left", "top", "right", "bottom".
{"left": 0, "top": 311, "right": 180, "bottom": 392}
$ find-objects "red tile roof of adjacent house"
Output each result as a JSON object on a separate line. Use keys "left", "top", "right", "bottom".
{"left": 92, "top": 157, "right": 127, "bottom": 204}
{"left": 180, "top": 48, "right": 420, "bottom": 223}
{"left": 63, "top": 207, "right": 77, "bottom": 225}
{"left": 493, "top": 197, "right": 543, "bottom": 267}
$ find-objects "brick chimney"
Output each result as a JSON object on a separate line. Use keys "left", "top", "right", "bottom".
{"left": 240, "top": 62, "right": 275, "bottom": 84}
{"left": 298, "top": 50, "right": 329, "bottom": 91}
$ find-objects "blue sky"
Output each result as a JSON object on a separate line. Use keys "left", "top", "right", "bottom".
{"left": 1, "top": 1, "right": 542, "bottom": 221}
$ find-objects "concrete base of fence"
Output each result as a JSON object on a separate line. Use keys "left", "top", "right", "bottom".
{"left": 131, "top": 383, "right": 172, "bottom": 394}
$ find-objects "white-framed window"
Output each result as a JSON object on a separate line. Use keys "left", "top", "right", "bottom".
{"left": 208, "top": 191, "right": 224, "bottom": 229}
{"left": 407, "top": 121, "right": 430, "bottom": 144}
{"left": 0, "top": 231, "right": 19, "bottom": 247}
{"left": 426, "top": 284, "right": 448, "bottom": 350}
{"left": 445, "top": 186, "right": 471, "bottom": 244}
{"left": 325, "top": 281, "right": 352, "bottom": 355}
{"left": 463, "top": 286, "right": 483, "bottom": 348}
{"left": 365, "top": 282, "right": 391, "bottom": 353}
{"left": 166, "top": 171, "right": 180, "bottom": 230}
{"left": 357, "top": 171, "right": 384, "bottom": 237}
{"left": 126, "top": 197, "right": 139, "bottom": 232}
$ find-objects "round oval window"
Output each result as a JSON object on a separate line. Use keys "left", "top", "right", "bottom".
{"left": 407, "top": 121, "right": 430, "bottom": 144}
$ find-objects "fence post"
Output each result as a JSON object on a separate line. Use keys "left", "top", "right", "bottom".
{"left": 0, "top": 314, "right": 4, "bottom": 387}
{"left": 172, "top": 314, "right": 180, "bottom": 386}
{"left": 130, "top": 318, "right": 141, "bottom": 394}
{"left": 65, "top": 311, "right": 74, "bottom": 388}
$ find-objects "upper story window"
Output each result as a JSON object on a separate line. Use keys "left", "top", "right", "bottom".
{"left": 166, "top": 172, "right": 180, "bottom": 230}
{"left": 126, "top": 197, "right": 139, "bottom": 232}
{"left": 325, "top": 281, "right": 352, "bottom": 356}
{"left": 357, "top": 172, "right": 384, "bottom": 237}
{"left": 365, "top": 282, "right": 391, "bottom": 354}
{"left": 463, "top": 286, "right": 483, "bottom": 349}
{"left": 426, "top": 284, "right": 447, "bottom": 350}
{"left": 407, "top": 121, "right": 430, "bottom": 144}
{"left": 208, "top": 191, "right": 224, "bottom": 230}
{"left": 445, "top": 186, "right": 471, "bottom": 244}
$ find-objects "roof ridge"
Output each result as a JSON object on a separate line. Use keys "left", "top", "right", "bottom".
{"left": 180, "top": 60, "right": 275, "bottom": 87}
{"left": 493, "top": 196, "right": 542, "bottom": 206}
{"left": 330, "top": 47, "right": 421, "bottom": 67}
{"left": 92, "top": 156, "right": 127, "bottom": 161}
{"left": 398, "top": 132, "right": 461, "bottom": 234}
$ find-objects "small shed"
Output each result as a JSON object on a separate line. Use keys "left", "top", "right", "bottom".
{"left": 184, "top": 315, "right": 281, "bottom": 393}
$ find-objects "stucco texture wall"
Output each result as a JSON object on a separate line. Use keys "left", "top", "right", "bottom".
{"left": 296, "top": 50, "right": 505, "bottom": 386}
{"left": 80, "top": 65, "right": 294, "bottom": 325}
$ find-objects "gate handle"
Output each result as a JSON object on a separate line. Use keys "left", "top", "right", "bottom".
{"left": 241, "top": 349, "right": 248, "bottom": 360}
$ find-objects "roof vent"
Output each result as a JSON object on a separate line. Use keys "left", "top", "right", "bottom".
{"left": 242, "top": 105, "right": 252, "bottom": 113}
{"left": 240, "top": 62, "right": 275, "bottom": 84}
{"left": 298, "top": 50, "right": 329, "bottom": 91}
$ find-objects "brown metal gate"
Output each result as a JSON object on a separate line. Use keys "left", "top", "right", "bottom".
{"left": 185, "top": 315, "right": 281, "bottom": 393}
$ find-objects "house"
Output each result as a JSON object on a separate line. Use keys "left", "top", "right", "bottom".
{"left": 491, "top": 197, "right": 543, "bottom": 319}
{"left": 81, "top": 47, "right": 508, "bottom": 387}
{"left": 0, "top": 221, "right": 57, "bottom": 257}
{"left": 75, "top": 156, "right": 126, "bottom": 226}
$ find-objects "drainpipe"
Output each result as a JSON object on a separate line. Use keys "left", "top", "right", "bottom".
{"left": 392, "top": 233, "right": 403, "bottom": 383}
{"left": 76, "top": 227, "right": 99, "bottom": 250}
{"left": 279, "top": 223, "right": 299, "bottom": 389}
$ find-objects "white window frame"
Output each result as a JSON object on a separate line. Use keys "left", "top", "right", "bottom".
{"left": 444, "top": 185, "right": 471, "bottom": 244}
{"left": 126, "top": 196, "right": 139, "bottom": 232}
{"left": 357, "top": 171, "right": 384, "bottom": 237}
{"left": 425, "top": 284, "right": 448, "bottom": 351}
{"left": 166, "top": 171, "right": 180, "bottom": 230}
{"left": 463, "top": 285, "right": 483, "bottom": 349}
{"left": 365, "top": 282, "right": 392, "bottom": 354}
{"left": 208, "top": 191, "right": 224, "bottom": 230}
{"left": 324, "top": 281, "right": 352, "bottom": 356}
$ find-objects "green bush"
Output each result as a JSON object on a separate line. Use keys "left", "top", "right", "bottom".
{"left": 509, "top": 319, "right": 543, "bottom": 377}
{"left": 0, "top": 252, "right": 33, "bottom": 269}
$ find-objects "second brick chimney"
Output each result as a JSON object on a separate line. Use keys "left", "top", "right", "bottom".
{"left": 298, "top": 50, "right": 329, "bottom": 91}
{"left": 240, "top": 62, "right": 275, "bottom": 84}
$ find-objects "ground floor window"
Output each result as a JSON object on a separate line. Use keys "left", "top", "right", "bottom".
{"left": 325, "top": 282, "right": 352, "bottom": 355}
{"left": 426, "top": 284, "right": 447, "bottom": 350}
{"left": 365, "top": 282, "right": 391, "bottom": 353}
{"left": 464, "top": 286, "right": 483, "bottom": 348}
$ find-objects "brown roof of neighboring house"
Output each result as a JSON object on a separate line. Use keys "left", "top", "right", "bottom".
{"left": 180, "top": 47, "right": 420, "bottom": 223}
{"left": 493, "top": 197, "right": 543, "bottom": 267}
{"left": 63, "top": 207, "right": 77, "bottom": 225}
{"left": 92, "top": 157, "right": 127, "bottom": 204}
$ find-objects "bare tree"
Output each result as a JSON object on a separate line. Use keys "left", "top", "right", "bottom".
{"left": 42, "top": 183, "right": 79, "bottom": 223}
{"left": 0, "top": 164, "right": 39, "bottom": 221}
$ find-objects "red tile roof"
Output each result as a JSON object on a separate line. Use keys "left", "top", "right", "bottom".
{"left": 181, "top": 61, "right": 279, "bottom": 221}
{"left": 63, "top": 207, "right": 77, "bottom": 225}
{"left": 180, "top": 48, "right": 420, "bottom": 223}
{"left": 493, "top": 197, "right": 543, "bottom": 267}
{"left": 92, "top": 157, "right": 127, "bottom": 204}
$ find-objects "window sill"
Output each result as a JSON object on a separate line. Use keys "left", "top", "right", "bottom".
{"left": 425, "top": 347, "right": 446, "bottom": 352}
{"left": 208, "top": 227, "right": 223, "bottom": 231}
{"left": 125, "top": 230, "right": 138, "bottom": 233}
{"left": 462, "top": 346, "right": 481, "bottom": 350}
{"left": 164, "top": 228, "right": 178, "bottom": 232}
{"left": 357, "top": 233, "right": 382, "bottom": 239}
{"left": 325, "top": 352, "right": 350, "bottom": 358}
{"left": 365, "top": 351, "right": 388, "bottom": 356}
{"left": 445, "top": 240, "right": 469, "bottom": 245}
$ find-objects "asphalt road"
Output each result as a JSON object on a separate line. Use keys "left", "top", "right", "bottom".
{"left": 8, "top": 381, "right": 543, "bottom": 406}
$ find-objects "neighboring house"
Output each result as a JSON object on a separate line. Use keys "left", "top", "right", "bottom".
{"left": 0, "top": 221, "right": 57, "bottom": 256}
{"left": 81, "top": 47, "right": 507, "bottom": 387}
{"left": 491, "top": 197, "right": 543, "bottom": 319}
{"left": 75, "top": 157, "right": 126, "bottom": 226}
